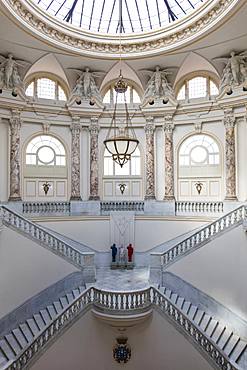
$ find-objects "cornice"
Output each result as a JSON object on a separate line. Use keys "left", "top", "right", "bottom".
{"left": 0, "top": 0, "right": 243, "bottom": 59}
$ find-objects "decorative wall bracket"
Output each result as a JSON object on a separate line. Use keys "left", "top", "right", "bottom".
{"left": 113, "top": 336, "right": 131, "bottom": 364}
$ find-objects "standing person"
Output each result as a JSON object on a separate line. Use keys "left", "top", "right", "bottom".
{"left": 110, "top": 243, "right": 118, "bottom": 263}
{"left": 127, "top": 243, "right": 134, "bottom": 263}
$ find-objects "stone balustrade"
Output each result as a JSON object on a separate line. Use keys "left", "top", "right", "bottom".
{"left": 151, "top": 205, "right": 246, "bottom": 276}
{"left": 100, "top": 201, "right": 144, "bottom": 213}
{"left": 175, "top": 201, "right": 224, "bottom": 214}
{"left": 1, "top": 206, "right": 95, "bottom": 277}
{"left": 22, "top": 201, "right": 71, "bottom": 215}
{"left": 1, "top": 287, "right": 240, "bottom": 370}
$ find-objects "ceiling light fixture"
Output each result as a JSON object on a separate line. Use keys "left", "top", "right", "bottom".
{"left": 103, "top": 0, "right": 139, "bottom": 168}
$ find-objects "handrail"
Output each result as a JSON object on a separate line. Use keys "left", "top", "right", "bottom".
{"left": 1, "top": 286, "right": 240, "bottom": 370}
{"left": 0, "top": 206, "right": 94, "bottom": 270}
{"left": 22, "top": 201, "right": 71, "bottom": 214}
{"left": 151, "top": 204, "right": 246, "bottom": 269}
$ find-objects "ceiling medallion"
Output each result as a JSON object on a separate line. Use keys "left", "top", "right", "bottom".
{"left": 113, "top": 336, "right": 131, "bottom": 364}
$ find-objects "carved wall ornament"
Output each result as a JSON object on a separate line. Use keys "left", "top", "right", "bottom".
{"left": 194, "top": 121, "right": 202, "bottom": 133}
{"left": 89, "top": 118, "right": 100, "bottom": 200}
{"left": 195, "top": 182, "right": 203, "bottom": 195}
{"left": 2, "top": 0, "right": 237, "bottom": 58}
{"left": 0, "top": 53, "right": 30, "bottom": 95}
{"left": 119, "top": 183, "right": 127, "bottom": 195}
{"left": 42, "top": 181, "right": 51, "bottom": 195}
{"left": 223, "top": 110, "right": 237, "bottom": 200}
{"left": 113, "top": 336, "right": 131, "bottom": 364}
{"left": 164, "top": 116, "right": 175, "bottom": 201}
{"left": 144, "top": 117, "right": 155, "bottom": 199}
{"left": 9, "top": 110, "right": 22, "bottom": 201}
{"left": 70, "top": 117, "right": 82, "bottom": 200}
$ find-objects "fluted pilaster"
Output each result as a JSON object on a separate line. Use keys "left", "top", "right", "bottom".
{"left": 164, "top": 116, "right": 175, "bottom": 201}
{"left": 144, "top": 117, "right": 156, "bottom": 199}
{"left": 70, "top": 116, "right": 82, "bottom": 200}
{"left": 89, "top": 117, "right": 100, "bottom": 200}
{"left": 224, "top": 109, "right": 238, "bottom": 200}
{"left": 9, "top": 110, "right": 22, "bottom": 201}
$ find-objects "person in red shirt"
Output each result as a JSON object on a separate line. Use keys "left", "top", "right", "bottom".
{"left": 127, "top": 243, "right": 134, "bottom": 263}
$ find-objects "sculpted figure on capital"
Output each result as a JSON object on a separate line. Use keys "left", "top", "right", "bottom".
{"left": 69, "top": 66, "right": 104, "bottom": 102}
{"left": 214, "top": 50, "right": 247, "bottom": 92}
{"left": 140, "top": 65, "right": 176, "bottom": 103}
{"left": 0, "top": 54, "right": 30, "bottom": 94}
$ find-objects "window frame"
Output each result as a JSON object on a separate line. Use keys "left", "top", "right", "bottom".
{"left": 102, "top": 80, "right": 142, "bottom": 106}
{"left": 103, "top": 147, "right": 142, "bottom": 177}
{"left": 24, "top": 73, "right": 68, "bottom": 101}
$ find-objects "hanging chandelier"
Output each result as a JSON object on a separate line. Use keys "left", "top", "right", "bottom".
{"left": 103, "top": 0, "right": 139, "bottom": 168}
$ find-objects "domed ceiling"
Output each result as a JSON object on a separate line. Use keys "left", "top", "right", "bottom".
{"left": 34, "top": 0, "right": 207, "bottom": 34}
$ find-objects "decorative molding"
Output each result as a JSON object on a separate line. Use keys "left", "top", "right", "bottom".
{"left": 1, "top": 0, "right": 240, "bottom": 58}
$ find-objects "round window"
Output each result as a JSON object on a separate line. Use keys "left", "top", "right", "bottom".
{"left": 38, "top": 146, "right": 55, "bottom": 164}
{"left": 190, "top": 146, "right": 207, "bottom": 163}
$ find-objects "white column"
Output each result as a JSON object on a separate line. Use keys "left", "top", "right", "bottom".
{"left": 9, "top": 110, "right": 22, "bottom": 201}
{"left": 70, "top": 116, "right": 82, "bottom": 200}
{"left": 224, "top": 109, "right": 238, "bottom": 200}
{"left": 144, "top": 117, "right": 156, "bottom": 199}
{"left": 89, "top": 117, "right": 100, "bottom": 200}
{"left": 164, "top": 115, "right": 175, "bottom": 201}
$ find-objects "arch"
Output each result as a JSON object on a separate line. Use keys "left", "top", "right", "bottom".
{"left": 100, "top": 61, "right": 144, "bottom": 95}
{"left": 177, "top": 132, "right": 223, "bottom": 201}
{"left": 174, "top": 52, "right": 220, "bottom": 87}
{"left": 25, "top": 73, "right": 69, "bottom": 100}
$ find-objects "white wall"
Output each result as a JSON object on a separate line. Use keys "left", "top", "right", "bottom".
{"left": 40, "top": 218, "right": 206, "bottom": 252}
{"left": 168, "top": 225, "right": 247, "bottom": 321}
{"left": 31, "top": 310, "right": 213, "bottom": 370}
{"left": 0, "top": 119, "right": 9, "bottom": 202}
{"left": 0, "top": 226, "right": 78, "bottom": 318}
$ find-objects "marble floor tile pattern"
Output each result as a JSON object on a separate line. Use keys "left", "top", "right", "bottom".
{"left": 95, "top": 267, "right": 150, "bottom": 291}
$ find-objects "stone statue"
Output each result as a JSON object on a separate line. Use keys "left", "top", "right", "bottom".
{"left": 110, "top": 243, "right": 118, "bottom": 263}
{"left": 69, "top": 67, "right": 104, "bottom": 101}
{"left": 214, "top": 50, "right": 247, "bottom": 87}
{"left": 0, "top": 54, "right": 30, "bottom": 91}
{"left": 119, "top": 245, "right": 126, "bottom": 264}
{"left": 219, "top": 65, "right": 234, "bottom": 92}
{"left": 140, "top": 65, "right": 175, "bottom": 101}
{"left": 127, "top": 243, "right": 134, "bottom": 263}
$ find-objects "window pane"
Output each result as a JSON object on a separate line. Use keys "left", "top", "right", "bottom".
{"left": 58, "top": 86, "right": 67, "bottom": 101}
{"left": 37, "top": 78, "right": 56, "bottom": 99}
{"left": 114, "top": 87, "right": 130, "bottom": 104}
{"left": 131, "top": 157, "right": 140, "bottom": 175}
{"left": 210, "top": 80, "right": 219, "bottom": 96}
{"left": 26, "top": 154, "right": 36, "bottom": 165}
{"left": 133, "top": 89, "right": 141, "bottom": 103}
{"left": 190, "top": 146, "right": 207, "bottom": 164}
{"left": 188, "top": 77, "right": 207, "bottom": 99}
{"left": 104, "top": 157, "right": 114, "bottom": 175}
{"left": 26, "top": 82, "right": 34, "bottom": 97}
{"left": 177, "top": 85, "right": 185, "bottom": 100}
{"left": 56, "top": 156, "right": 66, "bottom": 166}
{"left": 115, "top": 161, "right": 130, "bottom": 175}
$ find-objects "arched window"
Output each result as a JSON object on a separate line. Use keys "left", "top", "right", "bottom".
{"left": 103, "top": 85, "right": 141, "bottom": 104}
{"left": 104, "top": 147, "right": 141, "bottom": 176}
{"left": 26, "top": 135, "right": 66, "bottom": 166}
{"left": 179, "top": 134, "right": 219, "bottom": 166}
{"left": 176, "top": 75, "right": 219, "bottom": 101}
{"left": 25, "top": 77, "right": 67, "bottom": 101}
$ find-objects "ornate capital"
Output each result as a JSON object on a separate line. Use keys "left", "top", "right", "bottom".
{"left": 70, "top": 116, "right": 81, "bottom": 134}
{"left": 89, "top": 118, "right": 99, "bottom": 135}
{"left": 223, "top": 109, "right": 235, "bottom": 129}
{"left": 10, "top": 109, "right": 22, "bottom": 130}
{"left": 145, "top": 120, "right": 155, "bottom": 135}
{"left": 164, "top": 115, "right": 174, "bottom": 134}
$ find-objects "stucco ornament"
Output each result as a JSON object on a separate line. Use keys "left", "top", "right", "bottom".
{"left": 140, "top": 66, "right": 175, "bottom": 104}
{"left": 224, "top": 109, "right": 237, "bottom": 200}
{"left": 9, "top": 110, "right": 22, "bottom": 201}
{"left": 164, "top": 116, "right": 175, "bottom": 201}
{"left": 70, "top": 117, "right": 82, "bottom": 200}
{"left": 0, "top": 54, "right": 30, "bottom": 94}
{"left": 89, "top": 118, "right": 100, "bottom": 200}
{"left": 214, "top": 51, "right": 247, "bottom": 92}
{"left": 68, "top": 67, "right": 104, "bottom": 103}
{"left": 144, "top": 118, "right": 155, "bottom": 199}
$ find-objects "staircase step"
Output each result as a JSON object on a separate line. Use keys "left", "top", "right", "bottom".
{"left": 170, "top": 293, "right": 178, "bottom": 304}
{"left": 40, "top": 309, "right": 52, "bottom": 325}
{"left": 4, "top": 334, "right": 21, "bottom": 355}
{"left": 224, "top": 335, "right": 240, "bottom": 356}
{"left": 176, "top": 297, "right": 185, "bottom": 310}
{"left": 194, "top": 310, "right": 205, "bottom": 325}
{"left": 12, "top": 328, "right": 28, "bottom": 349}
{"left": 19, "top": 323, "right": 34, "bottom": 343}
{"left": 231, "top": 341, "right": 247, "bottom": 363}
{"left": 187, "top": 305, "right": 198, "bottom": 320}
{"left": 205, "top": 319, "right": 219, "bottom": 337}
{"left": 59, "top": 297, "right": 69, "bottom": 309}
{"left": 53, "top": 301, "right": 63, "bottom": 314}
{"left": 66, "top": 293, "right": 74, "bottom": 304}
{"left": 33, "top": 314, "right": 46, "bottom": 331}
{"left": 72, "top": 288, "right": 80, "bottom": 299}
{"left": 0, "top": 339, "right": 15, "bottom": 360}
{"left": 0, "top": 348, "right": 8, "bottom": 367}
{"left": 217, "top": 329, "right": 233, "bottom": 349}
{"left": 182, "top": 301, "right": 191, "bottom": 314}
{"left": 26, "top": 318, "right": 40, "bottom": 336}
{"left": 47, "top": 305, "right": 57, "bottom": 319}
{"left": 199, "top": 314, "right": 211, "bottom": 331}
{"left": 211, "top": 324, "right": 226, "bottom": 343}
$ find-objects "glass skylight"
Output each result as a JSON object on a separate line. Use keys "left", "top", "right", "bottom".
{"left": 34, "top": 0, "right": 206, "bottom": 35}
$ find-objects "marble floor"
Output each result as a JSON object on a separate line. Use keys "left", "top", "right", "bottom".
{"left": 94, "top": 267, "right": 150, "bottom": 291}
